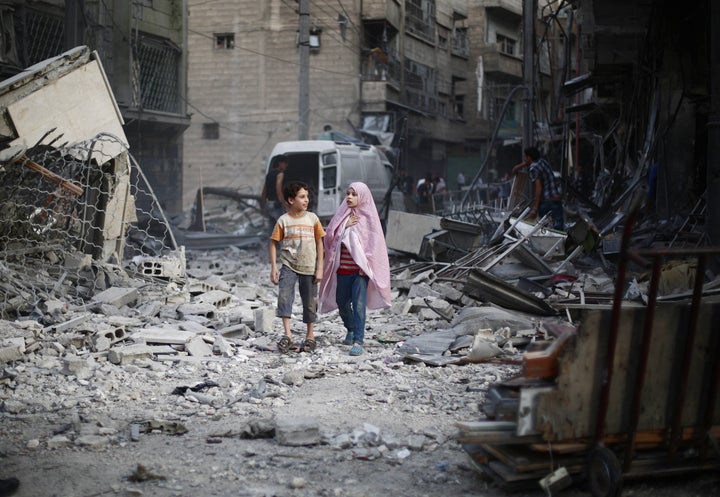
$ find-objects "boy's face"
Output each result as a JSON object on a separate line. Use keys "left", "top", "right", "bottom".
{"left": 288, "top": 188, "right": 310, "bottom": 212}
{"left": 345, "top": 187, "right": 359, "bottom": 208}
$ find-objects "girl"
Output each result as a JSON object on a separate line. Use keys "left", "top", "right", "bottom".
{"left": 318, "top": 182, "right": 391, "bottom": 356}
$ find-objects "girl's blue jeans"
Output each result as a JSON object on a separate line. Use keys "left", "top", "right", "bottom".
{"left": 336, "top": 272, "right": 368, "bottom": 345}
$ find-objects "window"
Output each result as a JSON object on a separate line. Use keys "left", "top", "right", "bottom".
{"left": 496, "top": 34, "right": 516, "bottom": 56}
{"left": 134, "top": 33, "right": 181, "bottom": 113}
{"left": 215, "top": 33, "right": 235, "bottom": 49}
{"left": 202, "top": 123, "right": 219, "bottom": 140}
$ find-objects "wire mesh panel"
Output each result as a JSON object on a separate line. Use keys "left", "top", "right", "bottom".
{"left": 0, "top": 132, "right": 179, "bottom": 319}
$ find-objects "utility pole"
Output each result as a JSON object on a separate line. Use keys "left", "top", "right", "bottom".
{"left": 522, "top": 0, "right": 536, "bottom": 150}
{"left": 298, "top": 0, "right": 310, "bottom": 140}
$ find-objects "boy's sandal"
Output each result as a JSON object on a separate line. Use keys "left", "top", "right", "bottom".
{"left": 349, "top": 345, "right": 363, "bottom": 356}
{"left": 302, "top": 338, "right": 317, "bottom": 353}
{"left": 342, "top": 331, "right": 353, "bottom": 346}
{"left": 277, "top": 336, "right": 292, "bottom": 354}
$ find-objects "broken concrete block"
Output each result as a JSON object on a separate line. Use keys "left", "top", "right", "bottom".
{"left": 539, "top": 467, "right": 572, "bottom": 493}
{"left": 408, "top": 283, "right": 441, "bottom": 299}
{"left": 275, "top": 416, "right": 320, "bottom": 446}
{"left": 108, "top": 344, "right": 154, "bottom": 365}
{"left": 64, "top": 252, "right": 92, "bottom": 270}
{"left": 47, "top": 435, "right": 72, "bottom": 449}
{"left": 218, "top": 323, "right": 249, "bottom": 340}
{"left": 133, "top": 327, "right": 195, "bottom": 345}
{"left": 177, "top": 302, "right": 216, "bottom": 319}
{"left": 92, "top": 287, "right": 139, "bottom": 307}
{"left": 212, "top": 336, "right": 233, "bottom": 357}
{"left": 194, "top": 290, "right": 233, "bottom": 308}
{"left": 0, "top": 337, "right": 26, "bottom": 363}
{"left": 391, "top": 299, "right": 413, "bottom": 315}
{"left": 254, "top": 308, "right": 275, "bottom": 333}
{"left": 135, "top": 253, "right": 185, "bottom": 279}
{"left": 185, "top": 336, "right": 212, "bottom": 357}
{"left": 432, "top": 283, "right": 464, "bottom": 303}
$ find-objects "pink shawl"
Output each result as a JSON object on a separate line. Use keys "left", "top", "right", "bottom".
{"left": 318, "top": 182, "right": 392, "bottom": 313}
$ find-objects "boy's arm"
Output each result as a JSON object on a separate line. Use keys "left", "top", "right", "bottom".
{"left": 269, "top": 239, "right": 280, "bottom": 284}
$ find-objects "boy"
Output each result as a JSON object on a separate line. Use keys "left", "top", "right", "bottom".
{"left": 269, "top": 182, "right": 325, "bottom": 353}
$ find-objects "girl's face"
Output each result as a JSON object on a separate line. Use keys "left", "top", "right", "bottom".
{"left": 345, "top": 187, "right": 359, "bottom": 208}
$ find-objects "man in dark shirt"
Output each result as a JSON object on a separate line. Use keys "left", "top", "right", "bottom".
{"left": 512, "top": 147, "right": 564, "bottom": 230}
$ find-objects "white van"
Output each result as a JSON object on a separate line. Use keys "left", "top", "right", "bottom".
{"left": 265, "top": 140, "right": 404, "bottom": 222}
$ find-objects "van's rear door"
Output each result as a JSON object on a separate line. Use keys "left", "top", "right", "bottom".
{"left": 318, "top": 151, "right": 339, "bottom": 218}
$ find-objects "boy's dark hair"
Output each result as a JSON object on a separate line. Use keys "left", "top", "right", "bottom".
{"left": 283, "top": 181, "right": 309, "bottom": 202}
{"left": 524, "top": 147, "right": 541, "bottom": 161}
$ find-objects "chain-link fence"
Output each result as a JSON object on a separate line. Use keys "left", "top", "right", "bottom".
{"left": 0, "top": 132, "right": 181, "bottom": 319}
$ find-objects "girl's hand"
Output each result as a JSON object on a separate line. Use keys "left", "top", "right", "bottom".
{"left": 346, "top": 214, "right": 359, "bottom": 228}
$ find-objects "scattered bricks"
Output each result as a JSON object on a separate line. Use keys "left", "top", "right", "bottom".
{"left": 275, "top": 416, "right": 321, "bottom": 446}
{"left": 92, "top": 287, "right": 139, "bottom": 308}
{"left": 177, "top": 302, "right": 216, "bottom": 320}
{"left": 108, "top": 343, "right": 154, "bottom": 365}
{"left": 185, "top": 336, "right": 212, "bottom": 357}
{"left": 0, "top": 337, "right": 25, "bottom": 363}
{"left": 194, "top": 290, "right": 232, "bottom": 308}
{"left": 254, "top": 308, "right": 275, "bottom": 333}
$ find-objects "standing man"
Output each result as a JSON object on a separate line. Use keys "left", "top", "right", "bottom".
{"left": 261, "top": 155, "right": 289, "bottom": 227}
{"left": 512, "top": 147, "right": 564, "bottom": 230}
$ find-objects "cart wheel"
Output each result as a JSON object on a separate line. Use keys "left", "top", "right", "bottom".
{"left": 587, "top": 447, "right": 623, "bottom": 497}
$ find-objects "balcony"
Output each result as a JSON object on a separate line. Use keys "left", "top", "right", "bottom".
{"left": 484, "top": 0, "right": 522, "bottom": 18}
{"left": 361, "top": 0, "right": 402, "bottom": 30}
{"left": 480, "top": 46, "right": 522, "bottom": 79}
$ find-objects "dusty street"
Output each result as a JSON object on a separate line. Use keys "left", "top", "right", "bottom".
{"left": 0, "top": 245, "right": 718, "bottom": 497}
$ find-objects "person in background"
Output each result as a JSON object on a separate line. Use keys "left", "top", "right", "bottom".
{"left": 456, "top": 170, "right": 467, "bottom": 190}
{"left": 416, "top": 173, "right": 434, "bottom": 213}
{"left": 269, "top": 182, "right": 326, "bottom": 353}
{"left": 261, "top": 155, "right": 289, "bottom": 227}
{"left": 434, "top": 176, "right": 446, "bottom": 193}
{"left": 318, "top": 182, "right": 391, "bottom": 356}
{"left": 512, "top": 147, "right": 564, "bottom": 230}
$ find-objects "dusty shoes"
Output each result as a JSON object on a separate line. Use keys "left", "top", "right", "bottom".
{"left": 342, "top": 331, "right": 353, "bottom": 346}
{"left": 349, "top": 345, "right": 363, "bottom": 356}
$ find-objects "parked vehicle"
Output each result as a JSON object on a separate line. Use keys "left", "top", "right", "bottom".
{"left": 265, "top": 140, "right": 404, "bottom": 222}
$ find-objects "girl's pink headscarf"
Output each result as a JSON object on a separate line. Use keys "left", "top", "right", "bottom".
{"left": 318, "top": 182, "right": 391, "bottom": 313}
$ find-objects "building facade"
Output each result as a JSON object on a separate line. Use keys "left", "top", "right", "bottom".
{"left": 183, "top": 0, "right": 534, "bottom": 209}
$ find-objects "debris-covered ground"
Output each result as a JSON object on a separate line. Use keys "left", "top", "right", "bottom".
{"left": 1, "top": 245, "right": 718, "bottom": 497}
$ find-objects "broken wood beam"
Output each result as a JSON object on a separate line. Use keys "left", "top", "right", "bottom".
{"left": 5, "top": 152, "right": 84, "bottom": 196}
